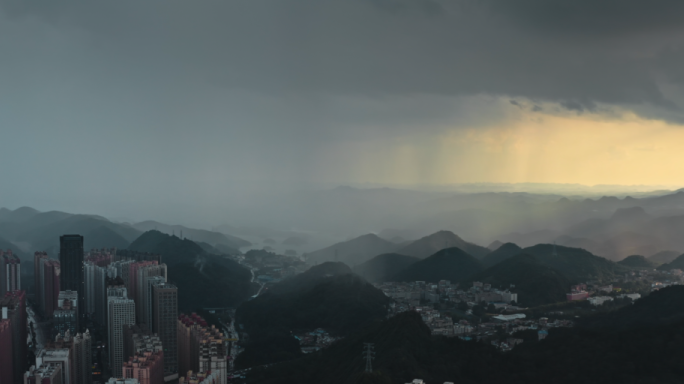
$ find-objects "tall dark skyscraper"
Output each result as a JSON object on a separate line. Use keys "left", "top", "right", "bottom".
{"left": 59, "top": 235, "right": 85, "bottom": 331}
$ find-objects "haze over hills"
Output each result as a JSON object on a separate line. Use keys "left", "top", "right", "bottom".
{"left": 352, "top": 253, "right": 421, "bottom": 283}
{"left": 0, "top": 207, "right": 141, "bottom": 256}
{"left": 391, "top": 247, "right": 484, "bottom": 283}
{"left": 305, "top": 234, "right": 398, "bottom": 266}
{"left": 396, "top": 230, "right": 490, "bottom": 259}
{"left": 655, "top": 254, "right": 684, "bottom": 271}
{"left": 649, "top": 250, "right": 680, "bottom": 264}
{"left": 481, "top": 242, "right": 523, "bottom": 267}
{"left": 132, "top": 220, "right": 251, "bottom": 250}
{"left": 617, "top": 255, "right": 657, "bottom": 269}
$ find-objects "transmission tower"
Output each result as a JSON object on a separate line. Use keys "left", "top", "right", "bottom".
{"left": 363, "top": 343, "right": 375, "bottom": 372}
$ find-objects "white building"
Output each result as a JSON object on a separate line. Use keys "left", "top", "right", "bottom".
{"left": 617, "top": 293, "right": 641, "bottom": 301}
{"left": 587, "top": 296, "right": 614, "bottom": 306}
{"left": 501, "top": 291, "right": 518, "bottom": 303}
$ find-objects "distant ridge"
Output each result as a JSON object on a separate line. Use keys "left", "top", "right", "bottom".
{"left": 397, "top": 230, "right": 490, "bottom": 259}
{"left": 306, "top": 234, "right": 398, "bottom": 266}
{"left": 481, "top": 242, "right": 522, "bottom": 267}
{"left": 618, "top": 255, "right": 656, "bottom": 269}
{"left": 649, "top": 250, "right": 680, "bottom": 265}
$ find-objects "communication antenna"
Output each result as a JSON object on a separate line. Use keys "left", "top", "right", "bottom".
{"left": 552, "top": 242, "right": 558, "bottom": 257}
{"left": 363, "top": 343, "right": 375, "bottom": 373}
{"left": 334, "top": 248, "right": 338, "bottom": 262}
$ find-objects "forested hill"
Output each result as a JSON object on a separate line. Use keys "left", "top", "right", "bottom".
{"left": 391, "top": 247, "right": 483, "bottom": 282}
{"left": 246, "top": 286, "right": 684, "bottom": 384}
{"left": 467, "top": 254, "right": 570, "bottom": 307}
{"left": 617, "top": 255, "right": 657, "bottom": 269}
{"left": 235, "top": 263, "right": 389, "bottom": 368}
{"left": 520, "top": 244, "right": 629, "bottom": 283}
{"left": 128, "top": 230, "right": 257, "bottom": 310}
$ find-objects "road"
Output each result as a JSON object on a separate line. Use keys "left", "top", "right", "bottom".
{"left": 27, "top": 306, "right": 49, "bottom": 351}
{"left": 244, "top": 262, "right": 265, "bottom": 299}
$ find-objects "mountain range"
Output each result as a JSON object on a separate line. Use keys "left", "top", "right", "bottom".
{"left": 0, "top": 206, "right": 250, "bottom": 259}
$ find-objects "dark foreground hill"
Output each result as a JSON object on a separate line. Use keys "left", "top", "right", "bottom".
{"left": 246, "top": 286, "right": 684, "bottom": 384}
{"left": 236, "top": 263, "right": 389, "bottom": 368}
{"left": 397, "top": 230, "right": 490, "bottom": 259}
{"left": 352, "top": 253, "right": 420, "bottom": 283}
{"left": 480, "top": 242, "right": 522, "bottom": 267}
{"left": 128, "top": 230, "right": 257, "bottom": 310}
{"left": 519, "top": 244, "right": 628, "bottom": 283}
{"left": 618, "top": 255, "right": 657, "bottom": 269}
{"left": 391, "top": 247, "right": 483, "bottom": 283}
{"left": 468, "top": 254, "right": 570, "bottom": 307}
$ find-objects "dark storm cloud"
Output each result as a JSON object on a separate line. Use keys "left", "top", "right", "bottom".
{"left": 2, "top": 0, "right": 684, "bottom": 117}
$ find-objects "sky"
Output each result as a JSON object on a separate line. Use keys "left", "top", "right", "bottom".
{"left": 2, "top": 0, "right": 684, "bottom": 223}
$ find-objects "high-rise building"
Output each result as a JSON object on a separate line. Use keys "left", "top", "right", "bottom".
{"left": 35, "top": 349, "right": 70, "bottom": 384}
{"left": 178, "top": 314, "right": 226, "bottom": 384}
{"left": 54, "top": 291, "right": 79, "bottom": 337}
{"left": 24, "top": 363, "right": 63, "bottom": 384}
{"left": 34, "top": 252, "right": 49, "bottom": 305}
{"left": 72, "top": 331, "right": 92, "bottom": 384}
{"left": 42, "top": 261, "right": 61, "bottom": 318}
{"left": 1, "top": 251, "right": 21, "bottom": 296}
{"left": 135, "top": 265, "right": 166, "bottom": 326}
{"left": 84, "top": 263, "right": 108, "bottom": 326}
{"left": 122, "top": 325, "right": 153, "bottom": 364}
{"left": 44, "top": 330, "right": 92, "bottom": 384}
{"left": 141, "top": 275, "right": 165, "bottom": 328}
{"left": 1, "top": 290, "right": 27, "bottom": 384}
{"left": 177, "top": 315, "right": 202, "bottom": 377}
{"left": 151, "top": 283, "right": 177, "bottom": 380}
{"left": 108, "top": 287, "right": 135, "bottom": 378}
{"left": 59, "top": 235, "right": 85, "bottom": 332}
{"left": 122, "top": 332, "right": 164, "bottom": 384}
{"left": 0, "top": 319, "right": 13, "bottom": 384}
{"left": 126, "top": 262, "right": 157, "bottom": 302}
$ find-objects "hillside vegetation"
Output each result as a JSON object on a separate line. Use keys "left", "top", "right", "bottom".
{"left": 247, "top": 286, "right": 684, "bottom": 384}
{"left": 618, "top": 255, "right": 657, "bottom": 269}
{"left": 236, "top": 263, "right": 389, "bottom": 368}
{"left": 467, "top": 254, "right": 570, "bottom": 307}
{"left": 352, "top": 253, "right": 420, "bottom": 283}
{"left": 128, "top": 230, "right": 257, "bottom": 310}
{"left": 391, "top": 247, "right": 484, "bottom": 283}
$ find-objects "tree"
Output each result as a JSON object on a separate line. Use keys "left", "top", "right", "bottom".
{"left": 458, "top": 301, "right": 469, "bottom": 312}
